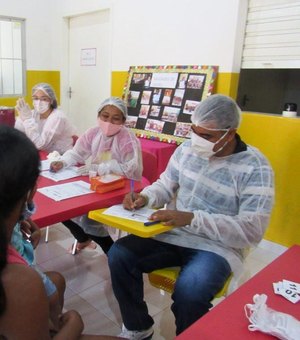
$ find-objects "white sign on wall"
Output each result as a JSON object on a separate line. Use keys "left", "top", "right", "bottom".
{"left": 80, "top": 48, "right": 97, "bottom": 66}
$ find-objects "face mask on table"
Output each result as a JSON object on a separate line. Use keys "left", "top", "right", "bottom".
{"left": 191, "top": 130, "right": 229, "bottom": 158}
{"left": 98, "top": 119, "right": 122, "bottom": 137}
{"left": 33, "top": 100, "right": 50, "bottom": 114}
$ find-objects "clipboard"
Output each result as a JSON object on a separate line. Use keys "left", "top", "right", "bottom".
{"left": 88, "top": 208, "right": 172, "bottom": 238}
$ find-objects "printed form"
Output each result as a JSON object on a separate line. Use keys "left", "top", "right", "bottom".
{"left": 37, "top": 180, "right": 93, "bottom": 201}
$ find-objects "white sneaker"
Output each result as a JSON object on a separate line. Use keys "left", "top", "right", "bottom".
{"left": 119, "top": 324, "right": 154, "bottom": 339}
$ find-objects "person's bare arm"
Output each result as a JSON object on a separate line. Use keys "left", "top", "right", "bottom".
{"left": 1, "top": 264, "right": 85, "bottom": 340}
{"left": 20, "top": 218, "right": 41, "bottom": 249}
{"left": 50, "top": 161, "right": 64, "bottom": 172}
{"left": 53, "top": 310, "right": 84, "bottom": 340}
{"left": 0, "top": 264, "right": 51, "bottom": 340}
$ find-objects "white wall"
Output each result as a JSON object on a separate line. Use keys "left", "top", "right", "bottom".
{"left": 58, "top": 0, "right": 247, "bottom": 72}
{"left": 59, "top": 0, "right": 111, "bottom": 17}
{"left": 110, "top": 0, "right": 247, "bottom": 72}
{"left": 1, "top": 0, "right": 247, "bottom": 115}
{"left": 0, "top": 0, "right": 248, "bottom": 72}
{"left": 0, "top": 0, "right": 61, "bottom": 70}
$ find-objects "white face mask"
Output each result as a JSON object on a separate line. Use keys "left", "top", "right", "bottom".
{"left": 245, "top": 294, "right": 300, "bottom": 340}
{"left": 33, "top": 100, "right": 50, "bottom": 114}
{"left": 191, "top": 130, "right": 229, "bottom": 158}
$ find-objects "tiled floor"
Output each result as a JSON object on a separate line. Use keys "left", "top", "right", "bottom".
{"left": 35, "top": 223, "right": 287, "bottom": 339}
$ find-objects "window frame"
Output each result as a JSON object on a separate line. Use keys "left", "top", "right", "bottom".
{"left": 0, "top": 15, "right": 26, "bottom": 97}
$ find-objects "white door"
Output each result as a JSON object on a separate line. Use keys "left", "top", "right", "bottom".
{"left": 68, "top": 10, "right": 111, "bottom": 135}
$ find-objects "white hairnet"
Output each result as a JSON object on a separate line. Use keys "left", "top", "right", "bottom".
{"left": 97, "top": 97, "right": 128, "bottom": 119}
{"left": 191, "top": 94, "right": 241, "bottom": 129}
{"left": 32, "top": 83, "right": 58, "bottom": 109}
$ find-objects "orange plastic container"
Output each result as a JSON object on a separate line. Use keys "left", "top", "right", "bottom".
{"left": 90, "top": 174, "right": 126, "bottom": 193}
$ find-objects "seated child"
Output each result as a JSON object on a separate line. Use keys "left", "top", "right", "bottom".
{"left": 50, "top": 97, "right": 142, "bottom": 254}
{"left": 11, "top": 188, "right": 65, "bottom": 331}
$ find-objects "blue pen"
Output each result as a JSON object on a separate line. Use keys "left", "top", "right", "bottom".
{"left": 144, "top": 220, "right": 162, "bottom": 227}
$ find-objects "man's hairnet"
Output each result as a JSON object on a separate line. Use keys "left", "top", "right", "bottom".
{"left": 97, "top": 97, "right": 128, "bottom": 119}
{"left": 32, "top": 83, "right": 58, "bottom": 109}
{"left": 191, "top": 94, "right": 241, "bottom": 129}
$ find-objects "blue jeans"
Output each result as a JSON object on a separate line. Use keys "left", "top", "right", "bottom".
{"left": 108, "top": 235, "right": 231, "bottom": 335}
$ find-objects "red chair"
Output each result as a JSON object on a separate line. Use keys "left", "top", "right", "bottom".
{"left": 141, "top": 149, "right": 158, "bottom": 184}
{"left": 0, "top": 107, "right": 15, "bottom": 127}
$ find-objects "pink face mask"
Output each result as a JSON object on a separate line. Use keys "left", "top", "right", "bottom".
{"left": 98, "top": 119, "right": 122, "bottom": 137}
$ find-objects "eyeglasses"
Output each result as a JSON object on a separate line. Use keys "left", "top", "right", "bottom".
{"left": 32, "top": 96, "right": 50, "bottom": 102}
{"left": 191, "top": 125, "right": 229, "bottom": 141}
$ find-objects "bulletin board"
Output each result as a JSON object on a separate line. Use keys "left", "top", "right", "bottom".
{"left": 122, "top": 65, "right": 218, "bottom": 144}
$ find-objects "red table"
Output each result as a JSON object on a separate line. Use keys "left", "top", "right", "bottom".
{"left": 177, "top": 245, "right": 300, "bottom": 339}
{"left": 139, "top": 138, "right": 177, "bottom": 176}
{"left": 33, "top": 175, "right": 149, "bottom": 228}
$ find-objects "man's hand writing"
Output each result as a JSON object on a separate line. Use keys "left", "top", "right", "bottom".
{"left": 123, "top": 192, "right": 147, "bottom": 211}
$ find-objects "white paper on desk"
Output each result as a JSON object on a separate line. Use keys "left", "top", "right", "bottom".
{"left": 103, "top": 204, "right": 157, "bottom": 223}
{"left": 40, "top": 159, "right": 51, "bottom": 171}
{"left": 37, "top": 180, "right": 93, "bottom": 201}
{"left": 283, "top": 279, "right": 300, "bottom": 294}
{"left": 39, "top": 166, "right": 81, "bottom": 182}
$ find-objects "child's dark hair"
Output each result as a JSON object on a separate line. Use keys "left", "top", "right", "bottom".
{"left": 0, "top": 125, "right": 40, "bottom": 315}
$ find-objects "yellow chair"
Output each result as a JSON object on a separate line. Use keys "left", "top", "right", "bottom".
{"left": 148, "top": 267, "right": 233, "bottom": 297}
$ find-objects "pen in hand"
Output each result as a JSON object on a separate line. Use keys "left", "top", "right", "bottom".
{"left": 130, "top": 179, "right": 135, "bottom": 211}
{"left": 144, "top": 220, "right": 162, "bottom": 226}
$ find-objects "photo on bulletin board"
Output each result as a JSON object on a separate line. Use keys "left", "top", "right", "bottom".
{"left": 122, "top": 65, "right": 219, "bottom": 144}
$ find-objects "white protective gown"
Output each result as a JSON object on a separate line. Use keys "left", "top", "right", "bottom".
{"left": 61, "top": 125, "right": 143, "bottom": 236}
{"left": 15, "top": 108, "right": 75, "bottom": 154}
{"left": 141, "top": 138, "right": 274, "bottom": 282}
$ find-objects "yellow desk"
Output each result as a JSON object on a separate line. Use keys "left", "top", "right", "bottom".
{"left": 88, "top": 208, "right": 172, "bottom": 238}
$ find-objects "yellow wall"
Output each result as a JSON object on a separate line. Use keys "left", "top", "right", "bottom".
{"left": 214, "top": 72, "right": 239, "bottom": 98}
{"left": 111, "top": 71, "right": 240, "bottom": 99}
{"left": 111, "top": 71, "right": 130, "bottom": 97}
{"left": 0, "top": 70, "right": 60, "bottom": 109}
{"left": 1, "top": 70, "right": 238, "bottom": 108}
{"left": 238, "top": 113, "right": 300, "bottom": 247}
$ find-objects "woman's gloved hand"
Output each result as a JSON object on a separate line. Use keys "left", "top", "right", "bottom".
{"left": 16, "top": 98, "right": 32, "bottom": 121}
{"left": 98, "top": 159, "right": 122, "bottom": 176}
{"left": 98, "top": 162, "right": 110, "bottom": 176}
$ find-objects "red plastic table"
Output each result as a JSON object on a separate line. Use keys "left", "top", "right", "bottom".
{"left": 33, "top": 175, "right": 149, "bottom": 228}
{"left": 177, "top": 245, "right": 300, "bottom": 339}
{"left": 139, "top": 138, "right": 177, "bottom": 176}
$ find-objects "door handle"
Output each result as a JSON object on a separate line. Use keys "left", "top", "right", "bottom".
{"left": 68, "top": 87, "right": 73, "bottom": 99}
{"left": 242, "top": 94, "right": 250, "bottom": 108}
